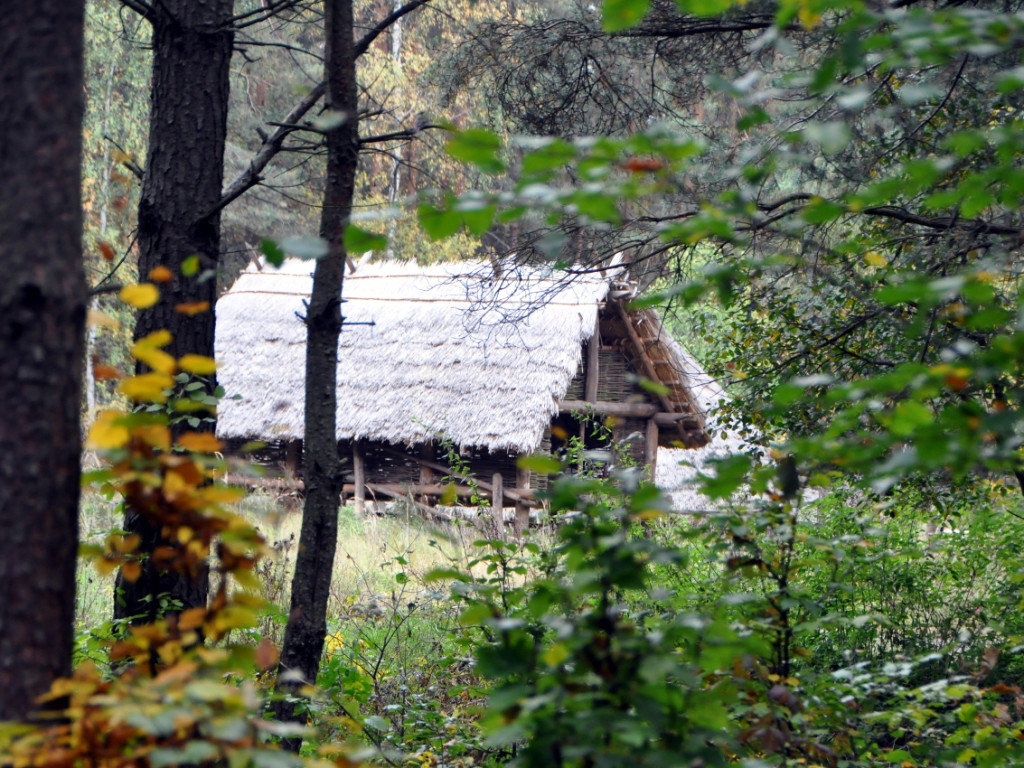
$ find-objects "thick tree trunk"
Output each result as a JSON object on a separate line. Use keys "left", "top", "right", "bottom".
{"left": 115, "top": 0, "right": 233, "bottom": 625}
{"left": 0, "top": 2, "right": 86, "bottom": 719}
{"left": 271, "top": 0, "right": 359, "bottom": 749}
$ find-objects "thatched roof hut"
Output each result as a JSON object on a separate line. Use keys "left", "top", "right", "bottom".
{"left": 215, "top": 259, "right": 715, "bottom": 523}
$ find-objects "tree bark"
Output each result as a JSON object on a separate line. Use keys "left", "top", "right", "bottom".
{"left": 271, "top": 0, "right": 359, "bottom": 749}
{"left": 0, "top": 1, "right": 86, "bottom": 719}
{"left": 115, "top": 0, "right": 234, "bottom": 625}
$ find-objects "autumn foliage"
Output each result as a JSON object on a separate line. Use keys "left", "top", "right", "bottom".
{"left": 0, "top": 280, "right": 329, "bottom": 768}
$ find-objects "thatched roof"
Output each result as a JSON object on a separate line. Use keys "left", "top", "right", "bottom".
{"left": 215, "top": 259, "right": 708, "bottom": 453}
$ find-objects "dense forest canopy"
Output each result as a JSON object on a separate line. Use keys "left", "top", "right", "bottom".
{"left": 2, "top": 0, "right": 1024, "bottom": 765}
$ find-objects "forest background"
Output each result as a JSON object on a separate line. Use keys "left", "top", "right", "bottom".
{"left": 3, "top": 0, "right": 1024, "bottom": 766}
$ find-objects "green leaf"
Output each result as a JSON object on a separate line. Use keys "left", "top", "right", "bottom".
{"left": 150, "top": 742, "right": 220, "bottom": 768}
{"left": 280, "top": 236, "right": 329, "bottom": 260}
{"left": 888, "top": 401, "right": 933, "bottom": 438}
{"left": 447, "top": 128, "right": 506, "bottom": 174}
{"left": 259, "top": 238, "right": 286, "bottom": 267}
{"left": 603, "top": 0, "right": 650, "bottom": 32}
{"left": 418, "top": 204, "right": 463, "bottom": 240}
{"left": 700, "top": 454, "right": 752, "bottom": 499}
{"left": 801, "top": 198, "right": 846, "bottom": 224}
{"left": 521, "top": 139, "right": 576, "bottom": 178}
{"left": 343, "top": 224, "right": 387, "bottom": 253}
{"left": 517, "top": 454, "right": 562, "bottom": 474}
{"left": 181, "top": 254, "right": 200, "bottom": 276}
{"left": 364, "top": 715, "right": 390, "bottom": 732}
{"left": 677, "top": 0, "right": 733, "bottom": 16}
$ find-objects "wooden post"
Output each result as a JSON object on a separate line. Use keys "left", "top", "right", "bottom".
{"left": 515, "top": 465, "right": 531, "bottom": 538}
{"left": 645, "top": 418, "right": 659, "bottom": 481}
{"left": 491, "top": 472, "right": 504, "bottom": 539}
{"left": 585, "top": 318, "right": 600, "bottom": 403}
{"left": 285, "top": 440, "right": 300, "bottom": 478}
{"left": 419, "top": 442, "right": 436, "bottom": 506}
{"left": 353, "top": 440, "right": 366, "bottom": 514}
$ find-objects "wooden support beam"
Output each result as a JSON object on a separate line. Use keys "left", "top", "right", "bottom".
{"left": 611, "top": 300, "right": 678, "bottom": 417}
{"left": 645, "top": 418, "right": 659, "bottom": 479}
{"left": 492, "top": 472, "right": 504, "bottom": 539}
{"left": 356, "top": 482, "right": 456, "bottom": 522}
{"left": 342, "top": 481, "right": 535, "bottom": 500}
{"left": 419, "top": 442, "right": 435, "bottom": 485}
{"left": 419, "top": 442, "right": 436, "bottom": 507}
{"left": 515, "top": 465, "right": 531, "bottom": 538}
{"left": 377, "top": 446, "right": 540, "bottom": 506}
{"left": 558, "top": 402, "right": 701, "bottom": 437}
{"left": 559, "top": 400, "right": 660, "bottom": 418}
{"left": 285, "top": 440, "right": 300, "bottom": 477}
{"left": 584, "top": 318, "right": 600, "bottom": 403}
{"left": 353, "top": 441, "right": 365, "bottom": 514}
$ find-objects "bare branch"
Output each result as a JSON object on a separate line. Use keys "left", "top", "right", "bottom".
{"left": 209, "top": 0, "right": 435, "bottom": 221}
{"left": 117, "top": 0, "right": 156, "bottom": 22}
{"left": 359, "top": 124, "right": 444, "bottom": 145}
{"left": 354, "top": 0, "right": 435, "bottom": 57}
{"left": 209, "top": 81, "right": 327, "bottom": 219}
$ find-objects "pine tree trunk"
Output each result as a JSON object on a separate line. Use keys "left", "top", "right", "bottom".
{"left": 271, "top": 0, "right": 359, "bottom": 749}
{"left": 115, "top": 0, "right": 233, "bottom": 626}
{"left": 0, "top": 1, "right": 86, "bottom": 720}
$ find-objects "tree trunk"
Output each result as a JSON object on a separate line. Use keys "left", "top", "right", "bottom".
{"left": 115, "top": 0, "right": 233, "bottom": 626}
{"left": 271, "top": 0, "right": 359, "bottom": 749}
{"left": 0, "top": 1, "right": 86, "bottom": 720}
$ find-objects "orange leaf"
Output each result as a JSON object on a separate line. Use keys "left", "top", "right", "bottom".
{"left": 175, "top": 301, "right": 211, "bottom": 315}
{"left": 178, "top": 432, "right": 223, "bottom": 453}
{"left": 623, "top": 157, "right": 663, "bottom": 173}
{"left": 255, "top": 638, "right": 280, "bottom": 670}
{"left": 93, "top": 364, "right": 122, "bottom": 380}
{"left": 97, "top": 241, "right": 116, "bottom": 261}
{"left": 121, "top": 561, "right": 142, "bottom": 582}
{"left": 149, "top": 265, "right": 174, "bottom": 283}
{"left": 178, "top": 607, "right": 207, "bottom": 631}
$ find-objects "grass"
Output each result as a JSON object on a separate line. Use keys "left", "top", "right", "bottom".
{"left": 77, "top": 487, "right": 493, "bottom": 643}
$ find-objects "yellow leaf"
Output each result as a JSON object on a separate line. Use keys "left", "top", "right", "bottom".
{"left": 798, "top": 4, "right": 821, "bottom": 28}
{"left": 93, "top": 556, "right": 119, "bottom": 576}
{"left": 135, "top": 423, "right": 171, "bottom": 451}
{"left": 132, "top": 345, "right": 176, "bottom": 375}
{"left": 197, "top": 485, "right": 245, "bottom": 504}
{"left": 178, "top": 354, "right": 217, "bottom": 375}
{"left": 163, "top": 469, "right": 192, "bottom": 499}
{"left": 137, "top": 329, "right": 172, "bottom": 348}
{"left": 178, "top": 432, "right": 223, "bottom": 453}
{"left": 209, "top": 605, "right": 258, "bottom": 635}
{"left": 111, "top": 533, "right": 141, "bottom": 554}
{"left": 633, "top": 508, "right": 664, "bottom": 521}
{"left": 119, "top": 282, "right": 160, "bottom": 309}
{"left": 86, "top": 410, "right": 130, "bottom": 450}
{"left": 543, "top": 643, "right": 570, "bottom": 666}
{"left": 864, "top": 251, "right": 887, "bottom": 267}
{"left": 118, "top": 372, "right": 174, "bottom": 402}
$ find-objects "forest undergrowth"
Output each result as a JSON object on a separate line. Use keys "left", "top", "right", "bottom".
{"left": 71, "top": 471, "right": 1024, "bottom": 768}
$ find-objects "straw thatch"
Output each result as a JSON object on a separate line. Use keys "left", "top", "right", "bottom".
{"left": 216, "top": 259, "right": 636, "bottom": 453}
{"left": 654, "top": 345, "right": 757, "bottom": 511}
